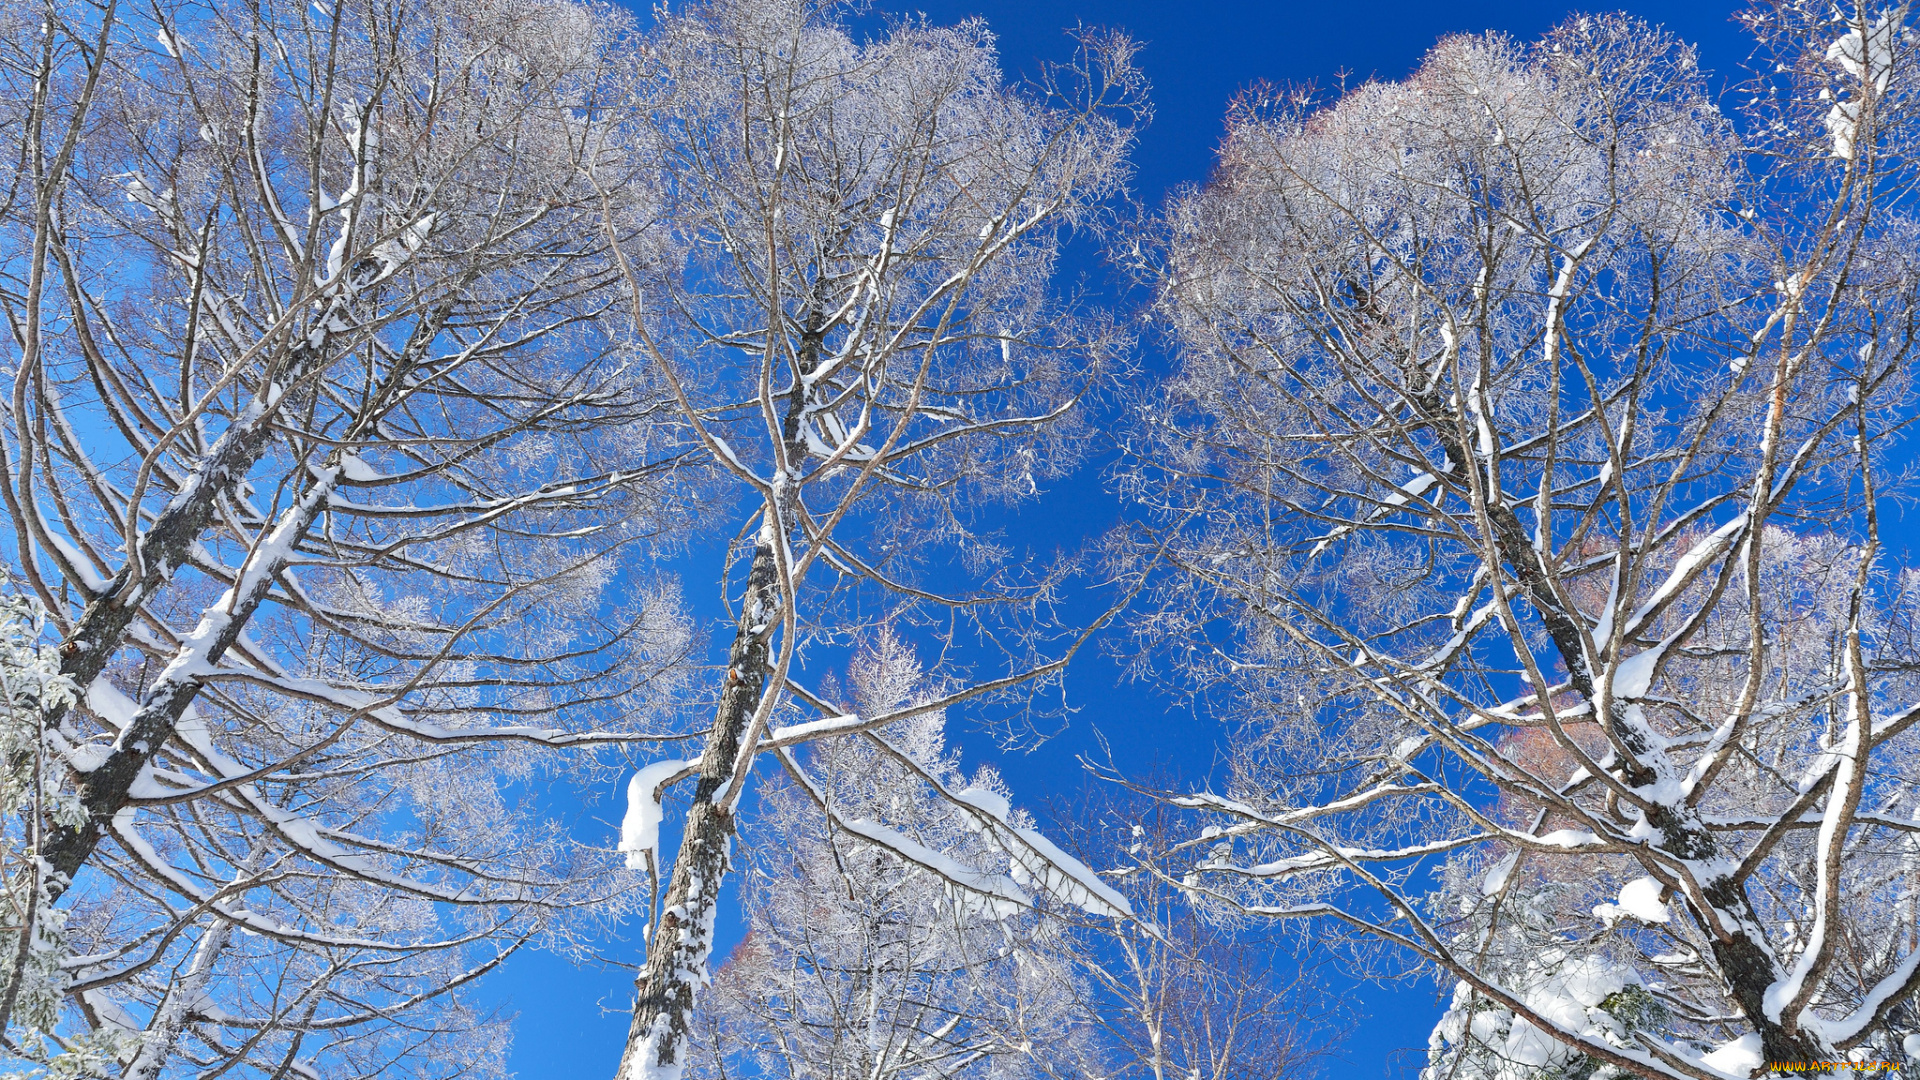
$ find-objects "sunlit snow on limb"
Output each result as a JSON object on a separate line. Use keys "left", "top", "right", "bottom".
{"left": 620, "top": 759, "right": 697, "bottom": 871}
{"left": 1823, "top": 10, "right": 1901, "bottom": 158}
{"left": 1699, "top": 1033, "right": 1764, "bottom": 1077}
{"left": 1592, "top": 876, "right": 1671, "bottom": 926}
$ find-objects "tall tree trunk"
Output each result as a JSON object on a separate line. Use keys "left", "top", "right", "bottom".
{"left": 617, "top": 310, "right": 823, "bottom": 1080}
{"left": 44, "top": 303, "right": 446, "bottom": 896}
{"left": 615, "top": 530, "right": 778, "bottom": 1080}
{"left": 1410, "top": 385, "right": 1830, "bottom": 1070}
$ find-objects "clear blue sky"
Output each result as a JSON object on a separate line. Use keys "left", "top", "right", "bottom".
{"left": 494, "top": 2, "right": 1758, "bottom": 1076}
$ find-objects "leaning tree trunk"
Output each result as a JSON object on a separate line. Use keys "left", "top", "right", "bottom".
{"left": 41, "top": 302, "right": 451, "bottom": 898}
{"left": 1416, "top": 383, "right": 1832, "bottom": 1070}
{"left": 614, "top": 528, "right": 778, "bottom": 1080}
{"left": 48, "top": 324, "right": 338, "bottom": 713}
{"left": 616, "top": 315, "right": 822, "bottom": 1080}
{"left": 40, "top": 464, "right": 342, "bottom": 896}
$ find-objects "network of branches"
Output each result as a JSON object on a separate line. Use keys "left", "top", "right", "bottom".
{"left": 0, "top": 1, "right": 1916, "bottom": 1079}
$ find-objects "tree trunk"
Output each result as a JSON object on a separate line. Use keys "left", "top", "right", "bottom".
{"left": 1700, "top": 876, "right": 1833, "bottom": 1069}
{"left": 50, "top": 330, "right": 334, "bottom": 710}
{"left": 42, "top": 463, "right": 340, "bottom": 896}
{"left": 1409, "top": 385, "right": 1827, "bottom": 1070}
{"left": 616, "top": 308, "right": 822, "bottom": 1080}
{"left": 614, "top": 530, "right": 778, "bottom": 1080}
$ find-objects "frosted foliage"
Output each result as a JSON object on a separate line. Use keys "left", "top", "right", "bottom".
{"left": 1130, "top": 9, "right": 1920, "bottom": 1079}
{"left": 1427, "top": 954, "right": 1645, "bottom": 1080}
{"left": 616, "top": 0, "right": 1142, "bottom": 560}
{"left": 0, "top": 591, "right": 131, "bottom": 1078}
{"left": 1423, "top": 862, "right": 1671, "bottom": 1080}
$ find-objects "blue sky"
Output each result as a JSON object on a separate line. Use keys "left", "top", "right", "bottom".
{"left": 494, "top": 1, "right": 1761, "bottom": 1076}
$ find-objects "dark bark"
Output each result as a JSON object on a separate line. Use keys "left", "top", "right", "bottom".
{"left": 614, "top": 538, "right": 776, "bottom": 1080}
{"left": 41, "top": 301, "right": 454, "bottom": 894}
{"left": 1700, "top": 878, "right": 1829, "bottom": 1069}
{"left": 52, "top": 334, "right": 332, "bottom": 704}
{"left": 616, "top": 311, "right": 825, "bottom": 1080}
{"left": 1410, "top": 386, "right": 1597, "bottom": 702}
{"left": 614, "top": 305, "right": 825, "bottom": 1076}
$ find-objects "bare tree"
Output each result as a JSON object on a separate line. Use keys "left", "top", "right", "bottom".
{"left": 0, "top": 0, "right": 697, "bottom": 1071}
{"left": 689, "top": 649, "right": 1346, "bottom": 1080}
{"left": 596, "top": 2, "right": 1148, "bottom": 1075}
{"left": 1056, "top": 778, "right": 1348, "bottom": 1080}
{"left": 689, "top": 632, "right": 1096, "bottom": 1080}
{"left": 1129, "top": 7, "right": 1920, "bottom": 1079}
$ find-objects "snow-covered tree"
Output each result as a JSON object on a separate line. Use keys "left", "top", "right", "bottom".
{"left": 0, "top": 0, "right": 696, "bottom": 1072}
{"left": 597, "top": 2, "right": 1147, "bottom": 1076}
{"left": 690, "top": 641, "right": 1343, "bottom": 1080}
{"left": 1129, "top": 7, "right": 1920, "bottom": 1078}
{"left": 1058, "top": 779, "right": 1347, "bottom": 1080}
{"left": 689, "top": 632, "right": 1096, "bottom": 1080}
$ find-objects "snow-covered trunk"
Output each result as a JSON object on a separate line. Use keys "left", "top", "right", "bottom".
{"left": 1700, "top": 873, "right": 1833, "bottom": 1066}
{"left": 48, "top": 328, "right": 336, "bottom": 712}
{"left": 614, "top": 533, "right": 776, "bottom": 1080}
{"left": 1146, "top": 1005, "right": 1167, "bottom": 1080}
{"left": 41, "top": 461, "right": 343, "bottom": 895}
{"left": 615, "top": 318, "right": 821, "bottom": 1080}
{"left": 1422, "top": 377, "right": 1833, "bottom": 1069}
{"left": 1411, "top": 385, "right": 1598, "bottom": 706}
